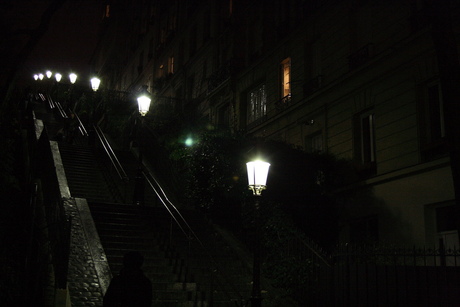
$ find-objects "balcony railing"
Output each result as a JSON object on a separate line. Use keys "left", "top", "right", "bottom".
{"left": 275, "top": 94, "right": 292, "bottom": 111}
{"left": 247, "top": 94, "right": 299, "bottom": 131}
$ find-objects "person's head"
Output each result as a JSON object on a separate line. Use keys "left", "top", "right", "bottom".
{"left": 123, "top": 251, "right": 144, "bottom": 269}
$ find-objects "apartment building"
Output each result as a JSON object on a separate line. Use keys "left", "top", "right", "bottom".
{"left": 91, "top": 0, "right": 460, "bottom": 248}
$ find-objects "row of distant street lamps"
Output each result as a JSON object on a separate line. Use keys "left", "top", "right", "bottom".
{"left": 33, "top": 71, "right": 101, "bottom": 92}
{"left": 33, "top": 71, "right": 152, "bottom": 116}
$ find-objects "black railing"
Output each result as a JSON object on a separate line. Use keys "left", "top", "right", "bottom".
{"left": 142, "top": 170, "right": 248, "bottom": 306}
{"left": 93, "top": 124, "right": 130, "bottom": 203}
{"left": 312, "top": 244, "right": 460, "bottom": 306}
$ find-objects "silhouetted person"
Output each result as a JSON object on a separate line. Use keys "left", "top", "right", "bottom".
{"left": 103, "top": 251, "right": 153, "bottom": 307}
{"left": 64, "top": 112, "right": 78, "bottom": 144}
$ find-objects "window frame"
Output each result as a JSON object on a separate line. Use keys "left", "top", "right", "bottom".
{"left": 247, "top": 83, "right": 267, "bottom": 125}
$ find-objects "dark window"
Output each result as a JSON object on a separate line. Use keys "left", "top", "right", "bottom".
{"left": 218, "top": 104, "right": 230, "bottom": 129}
{"left": 419, "top": 83, "right": 448, "bottom": 161}
{"left": 436, "top": 206, "right": 457, "bottom": 233}
{"left": 354, "top": 110, "right": 376, "bottom": 176}
{"left": 427, "top": 84, "right": 445, "bottom": 141}
{"left": 305, "top": 132, "right": 323, "bottom": 153}
{"left": 361, "top": 113, "right": 375, "bottom": 163}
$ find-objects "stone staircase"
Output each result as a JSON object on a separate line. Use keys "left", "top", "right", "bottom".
{"left": 59, "top": 143, "right": 120, "bottom": 203}
{"left": 57, "top": 141, "right": 253, "bottom": 306}
{"left": 89, "top": 202, "right": 202, "bottom": 306}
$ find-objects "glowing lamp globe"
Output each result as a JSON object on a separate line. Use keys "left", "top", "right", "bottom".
{"left": 246, "top": 160, "right": 270, "bottom": 196}
{"left": 91, "top": 77, "right": 101, "bottom": 91}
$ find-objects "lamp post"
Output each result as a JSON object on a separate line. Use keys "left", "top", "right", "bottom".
{"left": 54, "top": 73, "right": 62, "bottom": 102}
{"left": 246, "top": 160, "right": 270, "bottom": 307}
{"left": 133, "top": 85, "right": 151, "bottom": 205}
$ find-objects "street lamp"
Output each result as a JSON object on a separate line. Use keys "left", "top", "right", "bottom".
{"left": 55, "top": 73, "right": 62, "bottom": 82}
{"left": 246, "top": 159, "right": 270, "bottom": 307}
{"left": 247, "top": 160, "right": 270, "bottom": 196}
{"left": 38, "top": 73, "right": 44, "bottom": 80}
{"left": 69, "top": 73, "right": 77, "bottom": 84}
{"left": 137, "top": 86, "right": 152, "bottom": 116}
{"left": 91, "top": 77, "right": 101, "bottom": 92}
{"left": 46, "top": 70, "right": 52, "bottom": 79}
{"left": 133, "top": 85, "right": 152, "bottom": 205}
{"left": 33, "top": 74, "right": 39, "bottom": 81}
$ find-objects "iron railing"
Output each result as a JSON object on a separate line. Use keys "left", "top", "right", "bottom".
{"left": 312, "top": 244, "right": 460, "bottom": 306}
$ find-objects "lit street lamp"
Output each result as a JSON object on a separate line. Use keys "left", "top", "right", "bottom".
{"left": 247, "top": 160, "right": 270, "bottom": 196}
{"left": 137, "top": 88, "right": 151, "bottom": 116}
{"left": 46, "top": 70, "right": 52, "bottom": 79}
{"left": 91, "top": 77, "right": 101, "bottom": 92}
{"left": 133, "top": 85, "right": 151, "bottom": 205}
{"left": 38, "top": 73, "right": 44, "bottom": 80}
{"left": 246, "top": 160, "right": 270, "bottom": 307}
{"left": 55, "top": 73, "right": 62, "bottom": 82}
{"left": 69, "top": 73, "right": 77, "bottom": 84}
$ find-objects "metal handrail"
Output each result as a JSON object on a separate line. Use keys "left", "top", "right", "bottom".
{"left": 73, "top": 112, "right": 88, "bottom": 137}
{"left": 142, "top": 170, "right": 247, "bottom": 306}
{"left": 54, "top": 101, "right": 68, "bottom": 119}
{"left": 93, "top": 124, "right": 128, "bottom": 181}
{"left": 45, "top": 93, "right": 55, "bottom": 109}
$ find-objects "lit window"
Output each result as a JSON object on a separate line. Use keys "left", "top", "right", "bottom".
{"left": 247, "top": 84, "right": 267, "bottom": 124}
{"left": 280, "top": 57, "right": 291, "bottom": 100}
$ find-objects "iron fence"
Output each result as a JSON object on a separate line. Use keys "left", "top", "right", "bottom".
{"left": 313, "top": 244, "right": 460, "bottom": 306}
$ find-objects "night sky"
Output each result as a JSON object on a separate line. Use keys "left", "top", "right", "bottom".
{"left": 22, "top": 0, "right": 101, "bottom": 85}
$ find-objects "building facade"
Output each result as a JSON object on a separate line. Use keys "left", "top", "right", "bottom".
{"left": 91, "top": 0, "right": 460, "bottom": 247}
